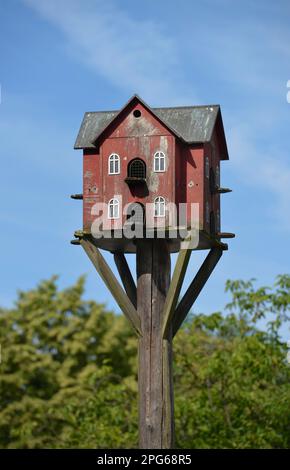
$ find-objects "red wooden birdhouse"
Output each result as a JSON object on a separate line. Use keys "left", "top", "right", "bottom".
{"left": 73, "top": 95, "right": 233, "bottom": 252}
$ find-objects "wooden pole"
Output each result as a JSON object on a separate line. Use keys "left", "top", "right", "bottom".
{"left": 78, "top": 235, "right": 224, "bottom": 448}
{"left": 137, "top": 239, "right": 174, "bottom": 449}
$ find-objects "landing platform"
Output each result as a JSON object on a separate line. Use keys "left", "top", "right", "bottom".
{"left": 72, "top": 228, "right": 228, "bottom": 253}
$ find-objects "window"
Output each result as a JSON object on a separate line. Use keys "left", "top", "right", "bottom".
{"left": 108, "top": 153, "right": 120, "bottom": 174}
{"left": 128, "top": 158, "right": 146, "bottom": 178}
{"left": 108, "top": 198, "right": 119, "bottom": 219}
{"left": 154, "top": 151, "right": 166, "bottom": 172}
{"left": 154, "top": 196, "right": 166, "bottom": 217}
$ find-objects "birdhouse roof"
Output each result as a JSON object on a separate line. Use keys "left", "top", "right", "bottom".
{"left": 74, "top": 95, "right": 228, "bottom": 159}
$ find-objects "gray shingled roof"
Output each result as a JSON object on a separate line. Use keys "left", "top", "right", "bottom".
{"left": 74, "top": 105, "right": 220, "bottom": 150}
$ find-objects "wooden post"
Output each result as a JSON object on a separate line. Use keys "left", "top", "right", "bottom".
{"left": 137, "top": 239, "right": 174, "bottom": 449}
{"left": 79, "top": 235, "right": 224, "bottom": 448}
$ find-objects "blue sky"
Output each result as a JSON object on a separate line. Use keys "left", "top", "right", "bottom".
{"left": 1, "top": 0, "right": 290, "bottom": 327}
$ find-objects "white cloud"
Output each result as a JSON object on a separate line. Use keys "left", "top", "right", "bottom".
{"left": 22, "top": 0, "right": 196, "bottom": 105}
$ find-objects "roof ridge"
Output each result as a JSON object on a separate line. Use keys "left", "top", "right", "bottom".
{"left": 84, "top": 104, "right": 220, "bottom": 115}
{"left": 84, "top": 110, "right": 118, "bottom": 114}
{"left": 154, "top": 104, "right": 220, "bottom": 110}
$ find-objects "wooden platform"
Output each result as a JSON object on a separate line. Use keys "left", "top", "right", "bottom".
{"left": 73, "top": 228, "right": 228, "bottom": 253}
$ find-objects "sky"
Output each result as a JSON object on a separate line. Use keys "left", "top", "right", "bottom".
{"left": 0, "top": 0, "right": 290, "bottom": 330}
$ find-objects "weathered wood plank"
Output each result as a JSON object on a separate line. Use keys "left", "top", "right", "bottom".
{"left": 172, "top": 247, "right": 223, "bottom": 337}
{"left": 162, "top": 248, "right": 191, "bottom": 339}
{"left": 137, "top": 240, "right": 153, "bottom": 448}
{"left": 113, "top": 252, "right": 137, "bottom": 309}
{"left": 137, "top": 240, "right": 173, "bottom": 449}
{"left": 162, "top": 335, "right": 174, "bottom": 448}
{"left": 81, "top": 237, "right": 141, "bottom": 337}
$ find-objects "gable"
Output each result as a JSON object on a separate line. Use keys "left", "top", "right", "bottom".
{"left": 97, "top": 99, "right": 173, "bottom": 143}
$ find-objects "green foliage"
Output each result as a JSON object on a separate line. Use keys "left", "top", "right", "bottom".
{"left": 0, "top": 275, "right": 289, "bottom": 448}
{"left": 0, "top": 276, "right": 137, "bottom": 448}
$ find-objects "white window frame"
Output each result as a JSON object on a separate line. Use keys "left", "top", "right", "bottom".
{"left": 108, "top": 153, "right": 120, "bottom": 175}
{"left": 154, "top": 196, "right": 166, "bottom": 217}
{"left": 108, "top": 198, "right": 120, "bottom": 219}
{"left": 154, "top": 151, "right": 166, "bottom": 172}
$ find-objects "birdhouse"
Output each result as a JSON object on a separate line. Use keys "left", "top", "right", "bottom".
{"left": 73, "top": 95, "right": 233, "bottom": 252}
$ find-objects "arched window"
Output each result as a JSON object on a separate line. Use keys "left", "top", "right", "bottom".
{"left": 108, "top": 198, "right": 119, "bottom": 219}
{"left": 154, "top": 151, "right": 166, "bottom": 172}
{"left": 128, "top": 158, "right": 146, "bottom": 179}
{"left": 108, "top": 153, "right": 120, "bottom": 174}
{"left": 154, "top": 196, "right": 166, "bottom": 217}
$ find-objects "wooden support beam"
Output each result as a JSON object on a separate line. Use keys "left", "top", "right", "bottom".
{"left": 216, "top": 232, "right": 235, "bottom": 239}
{"left": 162, "top": 248, "right": 192, "bottom": 339}
{"left": 137, "top": 240, "right": 173, "bottom": 449}
{"left": 71, "top": 239, "right": 80, "bottom": 245}
{"left": 113, "top": 252, "right": 137, "bottom": 309}
{"left": 215, "top": 186, "right": 232, "bottom": 194}
{"left": 172, "top": 247, "right": 223, "bottom": 337}
{"left": 81, "top": 237, "right": 141, "bottom": 337}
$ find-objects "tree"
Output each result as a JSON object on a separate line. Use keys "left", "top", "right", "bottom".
{"left": 0, "top": 275, "right": 289, "bottom": 448}
{"left": 0, "top": 276, "right": 137, "bottom": 448}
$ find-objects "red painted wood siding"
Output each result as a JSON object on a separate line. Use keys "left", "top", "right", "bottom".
{"left": 100, "top": 134, "right": 175, "bottom": 228}
{"left": 83, "top": 149, "right": 102, "bottom": 232}
{"left": 95, "top": 101, "right": 176, "bottom": 230}
{"left": 183, "top": 145, "right": 205, "bottom": 230}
